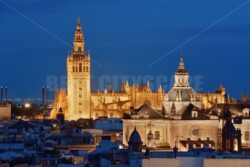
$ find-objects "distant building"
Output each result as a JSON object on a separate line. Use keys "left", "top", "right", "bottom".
{"left": 0, "top": 103, "right": 11, "bottom": 120}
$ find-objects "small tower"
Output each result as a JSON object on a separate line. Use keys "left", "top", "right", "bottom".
{"left": 128, "top": 127, "right": 143, "bottom": 152}
{"left": 67, "top": 18, "right": 91, "bottom": 120}
{"left": 222, "top": 95, "right": 242, "bottom": 152}
{"left": 241, "top": 92, "right": 249, "bottom": 103}
{"left": 56, "top": 108, "right": 65, "bottom": 124}
{"left": 146, "top": 81, "right": 151, "bottom": 93}
{"left": 157, "top": 85, "right": 163, "bottom": 95}
{"left": 125, "top": 81, "right": 130, "bottom": 94}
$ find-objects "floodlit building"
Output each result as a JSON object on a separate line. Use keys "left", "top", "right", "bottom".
{"left": 51, "top": 18, "right": 226, "bottom": 121}
{"left": 123, "top": 58, "right": 250, "bottom": 151}
{"left": 0, "top": 103, "right": 11, "bottom": 120}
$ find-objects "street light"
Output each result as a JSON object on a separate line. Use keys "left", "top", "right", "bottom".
{"left": 24, "top": 102, "right": 31, "bottom": 109}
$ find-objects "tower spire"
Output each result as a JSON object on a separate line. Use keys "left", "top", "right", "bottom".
{"left": 176, "top": 53, "right": 188, "bottom": 74}
{"left": 179, "top": 53, "right": 185, "bottom": 70}
{"left": 74, "top": 17, "right": 85, "bottom": 52}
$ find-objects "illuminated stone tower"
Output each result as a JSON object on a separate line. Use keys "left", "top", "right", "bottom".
{"left": 67, "top": 18, "right": 91, "bottom": 120}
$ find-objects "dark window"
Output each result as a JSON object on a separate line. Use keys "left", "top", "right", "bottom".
{"left": 79, "top": 63, "right": 82, "bottom": 72}
{"left": 155, "top": 131, "right": 160, "bottom": 140}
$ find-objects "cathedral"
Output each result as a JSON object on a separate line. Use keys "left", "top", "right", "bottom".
{"left": 51, "top": 18, "right": 227, "bottom": 121}
{"left": 50, "top": 18, "right": 250, "bottom": 151}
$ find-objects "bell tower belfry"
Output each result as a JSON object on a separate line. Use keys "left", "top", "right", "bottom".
{"left": 67, "top": 18, "right": 91, "bottom": 120}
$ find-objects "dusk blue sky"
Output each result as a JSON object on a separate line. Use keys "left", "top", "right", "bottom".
{"left": 0, "top": 0, "right": 250, "bottom": 100}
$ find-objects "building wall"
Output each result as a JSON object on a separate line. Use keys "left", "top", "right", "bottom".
{"left": 168, "top": 120, "right": 221, "bottom": 150}
{"left": 67, "top": 54, "right": 91, "bottom": 120}
{"left": 123, "top": 119, "right": 169, "bottom": 147}
{"left": 204, "top": 159, "right": 250, "bottom": 167}
{"left": 143, "top": 158, "right": 250, "bottom": 167}
{"left": 123, "top": 119, "right": 222, "bottom": 151}
{"left": 0, "top": 104, "right": 11, "bottom": 120}
{"left": 235, "top": 119, "right": 250, "bottom": 148}
{"left": 143, "top": 158, "right": 180, "bottom": 167}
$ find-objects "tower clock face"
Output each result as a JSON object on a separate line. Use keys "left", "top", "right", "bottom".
{"left": 189, "top": 125, "right": 202, "bottom": 138}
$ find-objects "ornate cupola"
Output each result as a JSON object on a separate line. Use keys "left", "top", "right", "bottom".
{"left": 163, "top": 55, "right": 201, "bottom": 117}
{"left": 128, "top": 127, "right": 143, "bottom": 152}
{"left": 174, "top": 56, "right": 189, "bottom": 87}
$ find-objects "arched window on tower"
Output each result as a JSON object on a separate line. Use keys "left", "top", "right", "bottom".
{"left": 83, "top": 66, "right": 86, "bottom": 72}
{"left": 73, "top": 66, "right": 75, "bottom": 72}
{"left": 79, "top": 63, "right": 82, "bottom": 72}
{"left": 86, "top": 66, "right": 89, "bottom": 72}
{"left": 75, "top": 66, "right": 78, "bottom": 72}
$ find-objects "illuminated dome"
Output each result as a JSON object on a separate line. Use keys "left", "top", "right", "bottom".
{"left": 165, "top": 57, "right": 200, "bottom": 102}
{"left": 166, "top": 88, "right": 200, "bottom": 102}
{"left": 163, "top": 56, "right": 201, "bottom": 116}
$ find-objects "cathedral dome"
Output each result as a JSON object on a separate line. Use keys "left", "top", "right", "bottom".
{"left": 163, "top": 56, "right": 202, "bottom": 116}
{"left": 165, "top": 56, "right": 200, "bottom": 102}
{"left": 166, "top": 88, "right": 200, "bottom": 102}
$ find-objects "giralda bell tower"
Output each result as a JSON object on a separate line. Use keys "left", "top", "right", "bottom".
{"left": 67, "top": 18, "right": 91, "bottom": 120}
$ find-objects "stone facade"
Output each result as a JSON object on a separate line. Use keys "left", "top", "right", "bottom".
{"left": 123, "top": 58, "right": 250, "bottom": 151}
{"left": 66, "top": 18, "right": 91, "bottom": 120}
{"left": 51, "top": 18, "right": 232, "bottom": 122}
